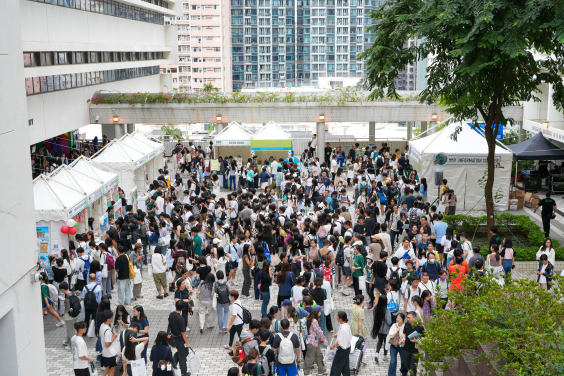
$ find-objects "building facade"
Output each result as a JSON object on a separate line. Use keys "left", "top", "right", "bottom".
{"left": 230, "top": 0, "right": 380, "bottom": 91}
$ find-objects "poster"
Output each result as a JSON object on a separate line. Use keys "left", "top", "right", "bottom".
{"left": 235, "top": 157, "right": 243, "bottom": 168}
{"left": 114, "top": 196, "right": 123, "bottom": 219}
{"left": 52, "top": 243, "right": 61, "bottom": 258}
{"left": 131, "top": 187, "right": 138, "bottom": 212}
{"left": 99, "top": 214, "right": 108, "bottom": 241}
{"left": 76, "top": 209, "right": 86, "bottom": 223}
{"left": 36, "top": 224, "right": 50, "bottom": 255}
{"left": 210, "top": 159, "right": 220, "bottom": 172}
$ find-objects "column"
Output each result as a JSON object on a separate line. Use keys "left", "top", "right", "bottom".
{"left": 101, "top": 124, "right": 116, "bottom": 140}
{"left": 114, "top": 124, "right": 124, "bottom": 139}
{"left": 407, "top": 121, "right": 413, "bottom": 141}
{"left": 429, "top": 121, "right": 437, "bottom": 135}
{"left": 369, "top": 121, "right": 375, "bottom": 144}
{"left": 316, "top": 122, "right": 325, "bottom": 160}
{"left": 420, "top": 121, "right": 428, "bottom": 138}
{"left": 126, "top": 124, "right": 134, "bottom": 134}
{"left": 216, "top": 123, "right": 226, "bottom": 134}
{"left": 518, "top": 121, "right": 525, "bottom": 143}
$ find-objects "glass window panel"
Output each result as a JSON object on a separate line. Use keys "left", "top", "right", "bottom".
{"left": 66, "top": 74, "right": 71, "bottom": 88}
{"left": 47, "top": 76, "right": 54, "bottom": 91}
{"left": 53, "top": 75, "right": 60, "bottom": 90}
{"left": 59, "top": 75, "right": 66, "bottom": 89}
{"left": 33, "top": 77, "right": 41, "bottom": 93}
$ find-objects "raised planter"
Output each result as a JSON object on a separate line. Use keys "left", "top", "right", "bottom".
{"left": 514, "top": 261, "right": 564, "bottom": 272}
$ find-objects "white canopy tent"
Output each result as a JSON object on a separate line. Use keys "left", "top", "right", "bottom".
{"left": 251, "top": 121, "right": 293, "bottom": 161}
{"left": 120, "top": 133, "right": 157, "bottom": 197}
{"left": 213, "top": 122, "right": 254, "bottom": 160}
{"left": 409, "top": 121, "right": 513, "bottom": 211}
{"left": 129, "top": 131, "right": 166, "bottom": 182}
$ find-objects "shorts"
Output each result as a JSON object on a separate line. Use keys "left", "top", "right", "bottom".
{"left": 342, "top": 266, "right": 352, "bottom": 277}
{"left": 73, "top": 368, "right": 90, "bottom": 376}
{"left": 276, "top": 364, "right": 298, "bottom": 376}
{"left": 103, "top": 356, "right": 117, "bottom": 368}
{"left": 230, "top": 260, "right": 239, "bottom": 269}
{"left": 436, "top": 244, "right": 444, "bottom": 254}
{"left": 42, "top": 298, "right": 52, "bottom": 309}
{"left": 153, "top": 272, "right": 167, "bottom": 290}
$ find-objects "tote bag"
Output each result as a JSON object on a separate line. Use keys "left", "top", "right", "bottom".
{"left": 187, "top": 348, "right": 201, "bottom": 373}
{"left": 130, "top": 358, "right": 147, "bottom": 376}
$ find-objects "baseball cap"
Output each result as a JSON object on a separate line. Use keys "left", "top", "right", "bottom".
{"left": 212, "top": 239, "right": 221, "bottom": 244}
{"left": 282, "top": 299, "right": 292, "bottom": 307}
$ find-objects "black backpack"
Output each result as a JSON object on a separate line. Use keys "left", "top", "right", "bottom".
{"left": 216, "top": 281, "right": 230, "bottom": 304}
{"left": 235, "top": 303, "right": 252, "bottom": 324}
{"left": 194, "top": 183, "right": 201, "bottom": 196}
{"left": 68, "top": 295, "right": 82, "bottom": 318}
{"left": 376, "top": 156, "right": 384, "bottom": 168}
{"left": 335, "top": 243, "right": 345, "bottom": 267}
{"left": 389, "top": 267, "right": 401, "bottom": 286}
{"left": 84, "top": 286, "right": 98, "bottom": 310}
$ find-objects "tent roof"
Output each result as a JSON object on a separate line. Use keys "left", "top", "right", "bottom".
{"left": 93, "top": 139, "right": 144, "bottom": 170}
{"left": 120, "top": 134, "right": 155, "bottom": 155}
{"left": 33, "top": 175, "right": 87, "bottom": 222}
{"left": 130, "top": 131, "right": 165, "bottom": 153}
{"left": 49, "top": 165, "right": 101, "bottom": 196}
{"left": 506, "top": 132, "right": 564, "bottom": 160}
{"left": 215, "top": 122, "right": 253, "bottom": 141}
{"left": 69, "top": 156, "right": 118, "bottom": 186}
{"left": 410, "top": 121, "right": 512, "bottom": 155}
{"left": 252, "top": 121, "right": 292, "bottom": 140}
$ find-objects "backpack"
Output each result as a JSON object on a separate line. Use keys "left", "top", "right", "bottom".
{"left": 216, "top": 281, "right": 230, "bottom": 305}
{"left": 389, "top": 267, "right": 401, "bottom": 286}
{"left": 105, "top": 253, "right": 115, "bottom": 271}
{"left": 174, "top": 250, "right": 187, "bottom": 275}
{"left": 378, "top": 191, "right": 388, "bottom": 205}
{"left": 335, "top": 243, "right": 345, "bottom": 267}
{"left": 376, "top": 156, "right": 384, "bottom": 167}
{"left": 317, "top": 225, "right": 327, "bottom": 238}
{"left": 258, "top": 346, "right": 271, "bottom": 376}
{"left": 276, "top": 332, "right": 296, "bottom": 364}
{"left": 68, "top": 295, "right": 82, "bottom": 318}
{"left": 84, "top": 285, "right": 99, "bottom": 310}
{"left": 235, "top": 303, "right": 252, "bottom": 324}
{"left": 194, "top": 183, "right": 201, "bottom": 196}
{"left": 387, "top": 291, "right": 399, "bottom": 313}
{"left": 81, "top": 256, "right": 91, "bottom": 280}
{"left": 409, "top": 208, "right": 420, "bottom": 224}
{"left": 321, "top": 264, "right": 333, "bottom": 283}
{"left": 47, "top": 284, "right": 59, "bottom": 303}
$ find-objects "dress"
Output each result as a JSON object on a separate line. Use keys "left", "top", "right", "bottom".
{"left": 350, "top": 304, "right": 368, "bottom": 337}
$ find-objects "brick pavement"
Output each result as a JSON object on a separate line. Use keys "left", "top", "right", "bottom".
{"left": 42, "top": 183, "right": 541, "bottom": 376}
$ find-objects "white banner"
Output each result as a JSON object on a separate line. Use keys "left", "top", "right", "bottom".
{"left": 433, "top": 153, "right": 501, "bottom": 165}
{"left": 67, "top": 198, "right": 88, "bottom": 219}
{"left": 214, "top": 140, "right": 251, "bottom": 146}
{"left": 88, "top": 188, "right": 103, "bottom": 204}
{"left": 104, "top": 175, "right": 119, "bottom": 192}
{"left": 410, "top": 145, "right": 421, "bottom": 163}
{"left": 523, "top": 119, "right": 564, "bottom": 142}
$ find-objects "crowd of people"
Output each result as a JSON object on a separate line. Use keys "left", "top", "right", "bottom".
{"left": 39, "top": 140, "right": 557, "bottom": 376}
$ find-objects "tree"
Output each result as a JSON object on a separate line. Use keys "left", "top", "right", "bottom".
{"left": 203, "top": 82, "right": 217, "bottom": 93}
{"left": 161, "top": 124, "right": 183, "bottom": 139}
{"left": 359, "top": 0, "right": 564, "bottom": 237}
{"left": 419, "top": 274, "right": 564, "bottom": 375}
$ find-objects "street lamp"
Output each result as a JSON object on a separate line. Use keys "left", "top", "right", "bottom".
{"left": 431, "top": 113, "right": 438, "bottom": 121}
{"left": 113, "top": 115, "right": 119, "bottom": 122}
{"left": 216, "top": 115, "right": 222, "bottom": 122}
{"left": 319, "top": 114, "right": 325, "bottom": 121}
{"left": 543, "top": 121, "right": 549, "bottom": 128}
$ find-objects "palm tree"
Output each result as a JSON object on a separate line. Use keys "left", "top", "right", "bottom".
{"left": 161, "top": 124, "right": 183, "bottom": 139}
{"left": 203, "top": 82, "right": 217, "bottom": 93}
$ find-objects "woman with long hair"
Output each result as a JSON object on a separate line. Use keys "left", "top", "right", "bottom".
{"left": 241, "top": 244, "right": 254, "bottom": 299}
{"left": 303, "top": 306, "right": 328, "bottom": 375}
{"left": 276, "top": 261, "right": 295, "bottom": 307}
{"left": 122, "top": 326, "right": 149, "bottom": 376}
{"left": 500, "top": 237, "right": 515, "bottom": 282}
{"left": 537, "top": 238, "right": 556, "bottom": 266}
{"left": 149, "top": 331, "right": 175, "bottom": 375}
{"left": 198, "top": 273, "right": 216, "bottom": 333}
{"left": 371, "top": 294, "right": 392, "bottom": 364}
{"left": 114, "top": 305, "right": 130, "bottom": 333}
{"left": 131, "top": 305, "right": 150, "bottom": 363}
{"left": 486, "top": 244, "right": 503, "bottom": 278}
{"left": 259, "top": 260, "right": 272, "bottom": 318}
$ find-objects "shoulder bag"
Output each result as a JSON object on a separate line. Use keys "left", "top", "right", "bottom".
{"left": 157, "top": 347, "right": 174, "bottom": 372}
{"left": 388, "top": 324, "right": 400, "bottom": 346}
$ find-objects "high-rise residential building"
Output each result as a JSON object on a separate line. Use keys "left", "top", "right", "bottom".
{"left": 166, "top": 0, "right": 232, "bottom": 93}
{"left": 229, "top": 0, "right": 380, "bottom": 91}
{"left": 22, "top": 0, "right": 179, "bottom": 144}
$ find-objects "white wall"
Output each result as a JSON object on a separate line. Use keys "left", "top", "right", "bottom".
{"left": 0, "top": 1, "right": 48, "bottom": 375}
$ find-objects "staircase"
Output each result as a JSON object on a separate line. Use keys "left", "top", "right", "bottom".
{"left": 429, "top": 343, "right": 516, "bottom": 376}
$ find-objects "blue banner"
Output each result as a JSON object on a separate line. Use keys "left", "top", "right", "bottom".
{"left": 468, "top": 123, "right": 503, "bottom": 140}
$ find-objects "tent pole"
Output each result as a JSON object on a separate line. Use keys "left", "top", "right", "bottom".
{"left": 514, "top": 160, "right": 518, "bottom": 191}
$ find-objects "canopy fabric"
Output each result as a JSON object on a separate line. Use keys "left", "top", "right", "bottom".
{"left": 33, "top": 175, "right": 87, "bottom": 222}
{"left": 49, "top": 165, "right": 102, "bottom": 198}
{"left": 69, "top": 156, "right": 120, "bottom": 193}
{"left": 93, "top": 139, "right": 144, "bottom": 170}
{"left": 506, "top": 132, "right": 564, "bottom": 160}
{"left": 131, "top": 132, "right": 165, "bottom": 154}
{"left": 252, "top": 121, "right": 292, "bottom": 141}
{"left": 214, "top": 122, "right": 253, "bottom": 146}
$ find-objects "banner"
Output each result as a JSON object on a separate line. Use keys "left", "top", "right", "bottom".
{"left": 433, "top": 153, "right": 501, "bottom": 166}
{"left": 114, "top": 195, "right": 124, "bottom": 219}
{"left": 251, "top": 139, "right": 292, "bottom": 151}
{"left": 67, "top": 197, "right": 88, "bottom": 219}
{"left": 99, "top": 214, "right": 108, "bottom": 241}
{"left": 131, "top": 187, "right": 138, "bottom": 212}
{"left": 214, "top": 140, "right": 251, "bottom": 146}
{"left": 36, "top": 224, "right": 50, "bottom": 256}
{"left": 210, "top": 159, "right": 220, "bottom": 172}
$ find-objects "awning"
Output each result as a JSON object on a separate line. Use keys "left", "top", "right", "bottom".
{"left": 251, "top": 121, "right": 292, "bottom": 151}
{"left": 506, "top": 132, "right": 564, "bottom": 160}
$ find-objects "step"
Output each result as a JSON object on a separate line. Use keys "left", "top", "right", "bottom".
{"left": 444, "top": 356, "right": 459, "bottom": 376}
{"left": 429, "top": 362, "right": 446, "bottom": 376}
{"left": 458, "top": 350, "right": 478, "bottom": 376}
{"left": 476, "top": 343, "right": 517, "bottom": 376}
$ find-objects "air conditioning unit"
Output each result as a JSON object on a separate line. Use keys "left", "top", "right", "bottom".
{"left": 163, "top": 135, "right": 172, "bottom": 142}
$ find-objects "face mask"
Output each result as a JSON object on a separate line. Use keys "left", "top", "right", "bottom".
{"left": 362, "top": 193, "right": 366, "bottom": 196}
{"left": 429, "top": 259, "right": 435, "bottom": 263}
{"left": 440, "top": 276, "right": 446, "bottom": 281}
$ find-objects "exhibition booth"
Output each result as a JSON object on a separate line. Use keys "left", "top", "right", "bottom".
{"left": 409, "top": 121, "right": 513, "bottom": 211}
{"left": 213, "top": 122, "right": 254, "bottom": 160}
{"left": 251, "top": 121, "right": 293, "bottom": 161}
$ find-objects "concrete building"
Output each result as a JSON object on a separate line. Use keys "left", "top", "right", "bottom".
{"left": 22, "top": 0, "right": 180, "bottom": 144}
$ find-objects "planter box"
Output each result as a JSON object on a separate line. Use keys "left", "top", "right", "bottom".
{"left": 514, "top": 261, "right": 564, "bottom": 272}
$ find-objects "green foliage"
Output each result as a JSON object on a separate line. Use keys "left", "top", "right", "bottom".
{"left": 160, "top": 124, "right": 183, "bottom": 139}
{"left": 420, "top": 275, "right": 564, "bottom": 376}
{"left": 87, "top": 86, "right": 422, "bottom": 107}
{"left": 443, "top": 213, "right": 563, "bottom": 261}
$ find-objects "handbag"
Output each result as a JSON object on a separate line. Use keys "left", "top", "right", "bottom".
{"left": 324, "top": 339, "right": 337, "bottom": 362}
{"left": 101, "top": 263, "right": 108, "bottom": 278}
{"left": 166, "top": 270, "right": 174, "bottom": 284}
{"left": 87, "top": 319, "right": 96, "bottom": 337}
{"left": 388, "top": 325, "right": 400, "bottom": 347}
{"left": 187, "top": 348, "right": 201, "bottom": 372}
{"left": 133, "top": 266, "right": 143, "bottom": 285}
{"left": 157, "top": 347, "right": 174, "bottom": 372}
{"left": 147, "top": 264, "right": 153, "bottom": 279}
{"left": 159, "top": 234, "right": 171, "bottom": 246}
{"left": 130, "top": 358, "right": 147, "bottom": 376}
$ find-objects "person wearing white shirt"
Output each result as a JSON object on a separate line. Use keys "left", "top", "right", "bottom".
{"left": 155, "top": 193, "right": 165, "bottom": 216}
{"left": 331, "top": 155, "right": 338, "bottom": 179}
{"left": 229, "top": 195, "right": 238, "bottom": 220}
{"left": 71, "top": 322, "right": 93, "bottom": 375}
{"left": 225, "top": 292, "right": 244, "bottom": 349}
{"left": 151, "top": 246, "right": 169, "bottom": 299}
{"left": 403, "top": 279, "right": 422, "bottom": 313}
{"left": 100, "top": 311, "right": 119, "bottom": 374}
{"left": 394, "top": 239, "right": 415, "bottom": 270}
{"left": 536, "top": 239, "right": 556, "bottom": 266}
{"left": 329, "top": 312, "right": 353, "bottom": 376}
{"left": 226, "top": 237, "right": 240, "bottom": 285}
{"left": 419, "top": 273, "right": 437, "bottom": 298}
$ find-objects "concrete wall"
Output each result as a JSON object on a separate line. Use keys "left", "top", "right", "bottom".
{"left": 0, "top": 1, "right": 48, "bottom": 375}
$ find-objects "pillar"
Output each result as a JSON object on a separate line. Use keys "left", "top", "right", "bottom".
{"left": 126, "top": 124, "right": 134, "bottom": 134}
{"left": 216, "top": 123, "right": 227, "bottom": 134}
{"left": 407, "top": 121, "right": 413, "bottom": 141}
{"left": 420, "top": 121, "right": 428, "bottom": 138}
{"left": 316, "top": 122, "right": 325, "bottom": 160}
{"left": 369, "top": 121, "right": 375, "bottom": 144}
{"left": 114, "top": 124, "right": 124, "bottom": 139}
{"left": 518, "top": 121, "right": 525, "bottom": 143}
{"left": 429, "top": 121, "right": 437, "bottom": 135}
{"left": 101, "top": 124, "right": 116, "bottom": 140}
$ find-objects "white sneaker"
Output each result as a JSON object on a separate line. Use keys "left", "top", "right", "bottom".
{"left": 224, "top": 345, "right": 232, "bottom": 350}
{"left": 55, "top": 321, "right": 65, "bottom": 327}
{"left": 63, "top": 340, "right": 69, "bottom": 346}
{"left": 64, "top": 345, "right": 71, "bottom": 351}
{"left": 383, "top": 355, "right": 390, "bottom": 362}
{"left": 231, "top": 281, "right": 239, "bottom": 286}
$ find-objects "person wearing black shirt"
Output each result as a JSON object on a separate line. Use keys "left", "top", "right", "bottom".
{"left": 535, "top": 192, "right": 558, "bottom": 238}
{"left": 324, "top": 143, "right": 332, "bottom": 165}
{"left": 403, "top": 311, "right": 425, "bottom": 376}
{"left": 168, "top": 300, "right": 191, "bottom": 376}
{"left": 353, "top": 217, "right": 368, "bottom": 246}
{"left": 114, "top": 245, "right": 132, "bottom": 306}
{"left": 488, "top": 226, "right": 501, "bottom": 248}
{"left": 196, "top": 257, "right": 212, "bottom": 282}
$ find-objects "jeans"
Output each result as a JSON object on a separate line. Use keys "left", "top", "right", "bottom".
{"left": 222, "top": 173, "right": 228, "bottom": 188}
{"left": 198, "top": 168, "right": 204, "bottom": 182}
{"left": 217, "top": 303, "right": 230, "bottom": 329}
{"left": 253, "top": 271, "right": 261, "bottom": 299}
{"left": 542, "top": 215, "right": 551, "bottom": 237}
{"left": 446, "top": 256, "right": 453, "bottom": 269}
{"left": 502, "top": 259, "right": 513, "bottom": 282}
{"left": 390, "top": 230, "right": 400, "bottom": 249}
{"left": 388, "top": 345, "right": 408, "bottom": 376}
{"left": 101, "top": 276, "right": 112, "bottom": 296}
{"left": 261, "top": 291, "right": 270, "bottom": 318}
{"left": 229, "top": 175, "right": 236, "bottom": 190}
{"left": 117, "top": 278, "right": 131, "bottom": 304}
{"left": 318, "top": 236, "right": 327, "bottom": 249}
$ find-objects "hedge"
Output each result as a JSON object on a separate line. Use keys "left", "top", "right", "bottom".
{"left": 442, "top": 213, "right": 564, "bottom": 261}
